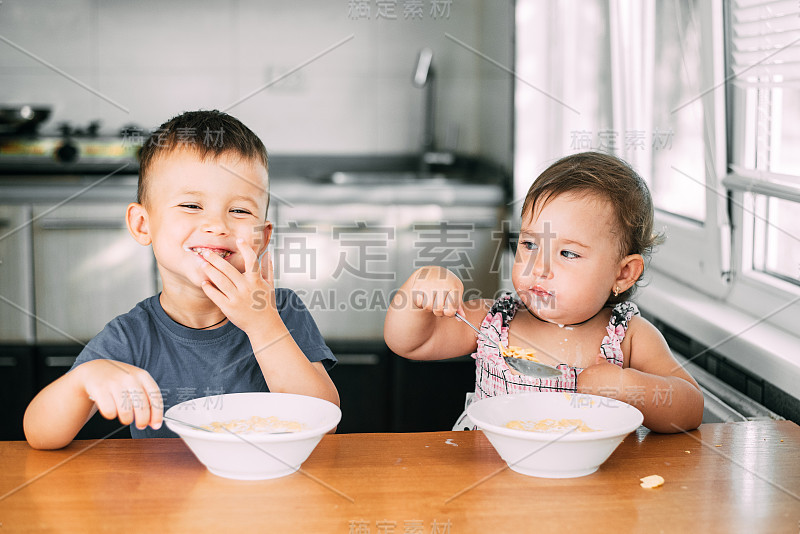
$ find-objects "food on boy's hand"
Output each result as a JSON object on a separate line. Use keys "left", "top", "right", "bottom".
{"left": 505, "top": 418, "right": 597, "bottom": 433}
{"left": 201, "top": 415, "right": 307, "bottom": 434}
{"left": 639, "top": 474, "right": 665, "bottom": 489}
{"left": 505, "top": 346, "right": 540, "bottom": 362}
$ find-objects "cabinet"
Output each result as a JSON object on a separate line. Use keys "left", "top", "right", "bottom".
{"left": 273, "top": 202, "right": 398, "bottom": 341}
{"left": 0, "top": 205, "right": 34, "bottom": 342}
{"left": 31, "top": 203, "right": 156, "bottom": 342}
{"left": 0, "top": 345, "right": 35, "bottom": 440}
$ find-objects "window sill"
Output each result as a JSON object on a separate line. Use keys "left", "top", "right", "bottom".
{"left": 637, "top": 269, "right": 800, "bottom": 401}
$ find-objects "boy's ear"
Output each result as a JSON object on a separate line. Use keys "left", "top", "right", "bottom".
{"left": 126, "top": 203, "right": 152, "bottom": 246}
{"left": 255, "top": 221, "right": 273, "bottom": 258}
{"left": 615, "top": 254, "right": 644, "bottom": 294}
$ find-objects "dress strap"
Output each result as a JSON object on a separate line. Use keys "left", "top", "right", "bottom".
{"left": 488, "top": 292, "right": 519, "bottom": 328}
{"left": 598, "top": 301, "right": 640, "bottom": 367}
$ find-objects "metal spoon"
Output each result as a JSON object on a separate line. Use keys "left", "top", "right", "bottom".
{"left": 163, "top": 415, "right": 213, "bottom": 432}
{"left": 163, "top": 415, "right": 294, "bottom": 435}
{"left": 454, "top": 312, "right": 562, "bottom": 379}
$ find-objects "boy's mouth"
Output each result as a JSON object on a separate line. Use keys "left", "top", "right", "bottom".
{"left": 184, "top": 246, "right": 232, "bottom": 259}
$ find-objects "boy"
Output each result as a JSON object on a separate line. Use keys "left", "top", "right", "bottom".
{"left": 24, "top": 110, "right": 339, "bottom": 449}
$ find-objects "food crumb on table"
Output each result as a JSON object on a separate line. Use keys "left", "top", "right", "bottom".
{"left": 640, "top": 475, "right": 665, "bottom": 489}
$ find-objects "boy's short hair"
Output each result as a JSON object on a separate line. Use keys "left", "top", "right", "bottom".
{"left": 521, "top": 151, "right": 664, "bottom": 303}
{"left": 137, "top": 110, "right": 269, "bottom": 212}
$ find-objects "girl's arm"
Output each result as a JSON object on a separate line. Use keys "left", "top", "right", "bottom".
{"left": 577, "top": 317, "right": 704, "bottom": 433}
{"left": 384, "top": 266, "right": 490, "bottom": 360}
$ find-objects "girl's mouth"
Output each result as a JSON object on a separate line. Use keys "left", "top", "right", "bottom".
{"left": 531, "top": 286, "right": 554, "bottom": 299}
{"left": 184, "top": 246, "right": 232, "bottom": 259}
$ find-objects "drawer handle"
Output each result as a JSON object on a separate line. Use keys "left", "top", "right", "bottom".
{"left": 335, "top": 353, "right": 380, "bottom": 365}
{"left": 44, "top": 356, "right": 78, "bottom": 367}
{"left": 0, "top": 356, "right": 17, "bottom": 367}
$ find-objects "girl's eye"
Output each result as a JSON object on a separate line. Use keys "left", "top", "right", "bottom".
{"left": 180, "top": 203, "right": 201, "bottom": 210}
{"left": 520, "top": 241, "right": 538, "bottom": 251}
{"left": 561, "top": 250, "right": 579, "bottom": 259}
{"left": 230, "top": 208, "right": 253, "bottom": 215}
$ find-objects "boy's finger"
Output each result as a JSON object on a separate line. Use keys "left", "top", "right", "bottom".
{"left": 90, "top": 390, "right": 118, "bottom": 421}
{"left": 200, "top": 249, "right": 242, "bottom": 283}
{"left": 260, "top": 250, "right": 274, "bottom": 284}
{"left": 236, "top": 238, "right": 258, "bottom": 274}
{"left": 113, "top": 389, "right": 135, "bottom": 426}
{"left": 129, "top": 387, "right": 152, "bottom": 430}
{"left": 201, "top": 260, "right": 238, "bottom": 296}
{"left": 200, "top": 280, "right": 228, "bottom": 308}
{"left": 141, "top": 377, "right": 163, "bottom": 430}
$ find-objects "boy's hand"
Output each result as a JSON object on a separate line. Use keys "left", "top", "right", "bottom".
{"left": 409, "top": 266, "right": 465, "bottom": 318}
{"left": 76, "top": 359, "right": 162, "bottom": 430}
{"left": 199, "top": 238, "right": 278, "bottom": 333}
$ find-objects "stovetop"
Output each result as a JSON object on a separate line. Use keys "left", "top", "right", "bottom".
{"left": 0, "top": 122, "right": 143, "bottom": 175}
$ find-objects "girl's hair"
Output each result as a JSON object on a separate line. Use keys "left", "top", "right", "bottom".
{"left": 137, "top": 110, "right": 269, "bottom": 210}
{"left": 521, "top": 151, "right": 664, "bottom": 304}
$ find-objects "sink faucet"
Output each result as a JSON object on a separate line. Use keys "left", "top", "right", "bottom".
{"left": 413, "top": 48, "right": 454, "bottom": 175}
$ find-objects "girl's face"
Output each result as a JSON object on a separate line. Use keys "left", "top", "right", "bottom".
{"left": 512, "top": 192, "right": 627, "bottom": 325}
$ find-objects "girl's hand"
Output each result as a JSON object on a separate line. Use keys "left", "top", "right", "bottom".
{"left": 76, "top": 359, "right": 162, "bottom": 430}
{"left": 409, "top": 266, "right": 465, "bottom": 318}
{"left": 199, "top": 239, "right": 278, "bottom": 334}
{"left": 576, "top": 354, "right": 625, "bottom": 396}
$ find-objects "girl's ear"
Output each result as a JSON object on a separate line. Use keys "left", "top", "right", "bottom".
{"left": 614, "top": 254, "right": 644, "bottom": 294}
{"left": 126, "top": 203, "right": 152, "bottom": 246}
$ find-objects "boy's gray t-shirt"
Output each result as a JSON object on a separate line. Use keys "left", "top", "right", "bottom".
{"left": 70, "top": 288, "right": 336, "bottom": 438}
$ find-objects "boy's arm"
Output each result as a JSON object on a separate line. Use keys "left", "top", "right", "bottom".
{"left": 246, "top": 323, "right": 340, "bottom": 407}
{"left": 198, "top": 242, "right": 339, "bottom": 408}
{"left": 576, "top": 317, "right": 704, "bottom": 433}
{"left": 383, "top": 266, "right": 490, "bottom": 360}
{"left": 23, "top": 359, "right": 162, "bottom": 449}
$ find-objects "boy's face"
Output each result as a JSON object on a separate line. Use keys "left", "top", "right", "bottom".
{"left": 130, "top": 149, "right": 271, "bottom": 292}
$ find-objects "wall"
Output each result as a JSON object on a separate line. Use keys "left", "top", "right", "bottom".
{"left": 0, "top": 0, "right": 513, "bottom": 168}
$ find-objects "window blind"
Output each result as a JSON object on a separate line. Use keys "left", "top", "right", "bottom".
{"left": 730, "top": 0, "right": 800, "bottom": 86}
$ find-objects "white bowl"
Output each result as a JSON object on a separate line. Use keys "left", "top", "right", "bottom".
{"left": 467, "top": 392, "right": 643, "bottom": 478}
{"left": 165, "top": 392, "right": 341, "bottom": 480}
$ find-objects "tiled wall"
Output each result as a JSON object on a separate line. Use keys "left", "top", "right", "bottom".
{"left": 0, "top": 0, "right": 513, "bottom": 166}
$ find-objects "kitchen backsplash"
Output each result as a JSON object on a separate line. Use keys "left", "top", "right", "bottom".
{"left": 0, "top": 0, "right": 513, "bottom": 165}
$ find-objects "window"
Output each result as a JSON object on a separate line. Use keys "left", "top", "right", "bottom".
{"left": 725, "top": 0, "right": 800, "bottom": 333}
{"left": 514, "top": 0, "right": 799, "bottom": 333}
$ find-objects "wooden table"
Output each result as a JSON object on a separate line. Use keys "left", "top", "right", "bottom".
{"left": 1, "top": 421, "right": 798, "bottom": 533}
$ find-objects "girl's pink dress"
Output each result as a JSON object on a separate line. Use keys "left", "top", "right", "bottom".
{"left": 453, "top": 292, "right": 638, "bottom": 430}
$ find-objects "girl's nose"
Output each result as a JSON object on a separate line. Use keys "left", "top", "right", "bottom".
{"left": 529, "top": 246, "right": 553, "bottom": 280}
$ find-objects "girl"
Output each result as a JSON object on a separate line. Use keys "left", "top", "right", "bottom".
{"left": 384, "top": 151, "right": 703, "bottom": 433}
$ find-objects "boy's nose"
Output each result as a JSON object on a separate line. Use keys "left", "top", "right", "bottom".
{"left": 200, "top": 213, "right": 229, "bottom": 235}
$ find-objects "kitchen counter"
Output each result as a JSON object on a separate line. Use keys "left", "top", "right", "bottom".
{"left": 0, "top": 174, "right": 504, "bottom": 206}
{"left": 1, "top": 421, "right": 797, "bottom": 532}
